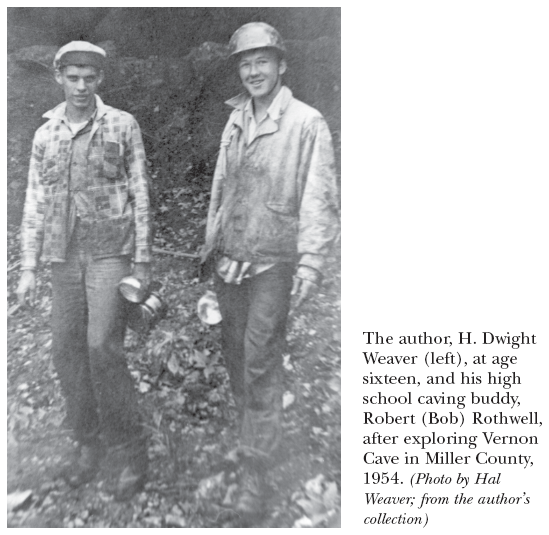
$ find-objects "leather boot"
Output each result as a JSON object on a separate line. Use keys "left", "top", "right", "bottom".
{"left": 113, "top": 440, "right": 148, "bottom": 502}
{"left": 58, "top": 441, "right": 104, "bottom": 488}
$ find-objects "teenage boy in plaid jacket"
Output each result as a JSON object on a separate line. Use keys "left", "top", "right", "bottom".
{"left": 17, "top": 41, "right": 151, "bottom": 501}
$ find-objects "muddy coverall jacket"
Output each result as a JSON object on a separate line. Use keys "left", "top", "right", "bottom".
{"left": 204, "top": 87, "right": 339, "bottom": 275}
{"left": 20, "top": 95, "right": 152, "bottom": 269}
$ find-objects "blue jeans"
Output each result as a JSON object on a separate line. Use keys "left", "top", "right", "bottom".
{"left": 51, "top": 240, "right": 143, "bottom": 447}
{"left": 214, "top": 263, "right": 294, "bottom": 465}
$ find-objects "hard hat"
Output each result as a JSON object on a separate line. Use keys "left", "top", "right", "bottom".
{"left": 229, "top": 22, "right": 286, "bottom": 57}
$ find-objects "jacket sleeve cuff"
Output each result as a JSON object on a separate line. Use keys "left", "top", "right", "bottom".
{"left": 20, "top": 254, "right": 38, "bottom": 270}
{"left": 299, "top": 253, "right": 324, "bottom": 273}
{"left": 296, "top": 265, "right": 322, "bottom": 285}
{"left": 134, "top": 246, "right": 151, "bottom": 264}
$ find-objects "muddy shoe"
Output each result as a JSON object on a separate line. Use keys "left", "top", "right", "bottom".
{"left": 58, "top": 443, "right": 104, "bottom": 488}
{"left": 234, "top": 466, "right": 266, "bottom": 524}
{"left": 113, "top": 442, "right": 148, "bottom": 502}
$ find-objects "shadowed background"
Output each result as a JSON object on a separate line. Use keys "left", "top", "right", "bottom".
{"left": 7, "top": 7, "right": 341, "bottom": 225}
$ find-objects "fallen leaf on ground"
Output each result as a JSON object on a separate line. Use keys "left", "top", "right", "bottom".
{"left": 283, "top": 391, "right": 295, "bottom": 409}
{"left": 7, "top": 490, "right": 33, "bottom": 512}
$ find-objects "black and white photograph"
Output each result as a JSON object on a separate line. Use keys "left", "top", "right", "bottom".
{"left": 7, "top": 4, "right": 548, "bottom": 533}
{"left": 6, "top": 7, "right": 341, "bottom": 528}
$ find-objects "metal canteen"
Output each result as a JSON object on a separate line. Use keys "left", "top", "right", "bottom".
{"left": 118, "top": 277, "right": 168, "bottom": 333}
{"left": 127, "top": 290, "right": 168, "bottom": 333}
{"left": 118, "top": 275, "right": 148, "bottom": 303}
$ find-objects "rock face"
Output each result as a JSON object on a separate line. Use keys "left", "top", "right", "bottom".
{"left": 7, "top": 8, "right": 340, "bottom": 223}
{"left": 7, "top": 54, "right": 62, "bottom": 222}
{"left": 8, "top": 7, "right": 340, "bottom": 56}
{"left": 92, "top": 7, "right": 340, "bottom": 58}
{"left": 7, "top": 8, "right": 112, "bottom": 51}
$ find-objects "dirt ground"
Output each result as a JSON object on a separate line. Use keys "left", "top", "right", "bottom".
{"left": 7, "top": 223, "right": 341, "bottom": 528}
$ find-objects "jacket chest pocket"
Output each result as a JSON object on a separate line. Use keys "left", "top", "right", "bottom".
{"left": 42, "top": 158, "right": 61, "bottom": 186}
{"left": 103, "top": 141, "right": 122, "bottom": 180}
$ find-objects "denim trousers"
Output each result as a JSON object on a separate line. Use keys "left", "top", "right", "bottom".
{"left": 51, "top": 239, "right": 143, "bottom": 447}
{"left": 214, "top": 262, "right": 294, "bottom": 465}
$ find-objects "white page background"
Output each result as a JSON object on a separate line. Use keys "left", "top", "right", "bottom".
{"left": 3, "top": 3, "right": 547, "bottom": 533}
{"left": 343, "top": 1, "right": 548, "bottom": 532}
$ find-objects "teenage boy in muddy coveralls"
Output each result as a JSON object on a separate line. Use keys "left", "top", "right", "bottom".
{"left": 202, "top": 22, "right": 339, "bottom": 521}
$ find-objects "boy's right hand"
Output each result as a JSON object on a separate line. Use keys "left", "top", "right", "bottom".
{"left": 16, "top": 270, "right": 36, "bottom": 307}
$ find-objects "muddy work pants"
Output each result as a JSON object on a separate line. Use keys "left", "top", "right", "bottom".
{"left": 214, "top": 262, "right": 294, "bottom": 465}
{"left": 51, "top": 239, "right": 143, "bottom": 448}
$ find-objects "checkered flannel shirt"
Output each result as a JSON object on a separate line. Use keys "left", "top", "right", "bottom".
{"left": 20, "top": 95, "right": 152, "bottom": 269}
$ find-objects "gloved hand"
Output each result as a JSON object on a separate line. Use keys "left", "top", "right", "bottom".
{"left": 291, "top": 265, "right": 321, "bottom": 308}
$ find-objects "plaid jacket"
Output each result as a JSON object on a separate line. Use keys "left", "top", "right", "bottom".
{"left": 20, "top": 95, "right": 152, "bottom": 268}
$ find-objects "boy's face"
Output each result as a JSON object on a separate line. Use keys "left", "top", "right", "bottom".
{"left": 238, "top": 48, "right": 286, "bottom": 103}
{"left": 55, "top": 65, "right": 103, "bottom": 113}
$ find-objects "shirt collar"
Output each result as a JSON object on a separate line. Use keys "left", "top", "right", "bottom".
{"left": 226, "top": 86, "right": 293, "bottom": 117}
{"left": 43, "top": 94, "right": 109, "bottom": 123}
{"left": 243, "top": 85, "right": 288, "bottom": 123}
